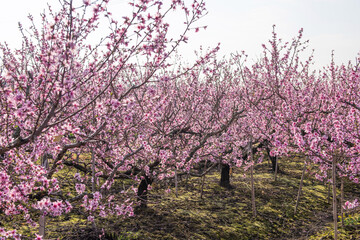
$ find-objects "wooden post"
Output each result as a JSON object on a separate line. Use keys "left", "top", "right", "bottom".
{"left": 175, "top": 168, "right": 179, "bottom": 198}
{"left": 294, "top": 158, "right": 307, "bottom": 215}
{"left": 249, "top": 140, "right": 257, "bottom": 217}
{"left": 91, "top": 149, "right": 96, "bottom": 192}
{"left": 200, "top": 175, "right": 206, "bottom": 199}
{"left": 274, "top": 156, "right": 278, "bottom": 181}
{"left": 200, "top": 160, "right": 207, "bottom": 198}
{"left": 75, "top": 152, "right": 80, "bottom": 172}
{"left": 332, "top": 157, "right": 338, "bottom": 240}
{"left": 91, "top": 149, "right": 96, "bottom": 229}
{"left": 39, "top": 153, "right": 49, "bottom": 238}
{"left": 328, "top": 180, "right": 331, "bottom": 205}
{"left": 39, "top": 214, "right": 46, "bottom": 237}
{"left": 340, "top": 178, "right": 344, "bottom": 229}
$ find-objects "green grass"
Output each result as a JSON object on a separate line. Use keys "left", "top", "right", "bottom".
{"left": 2, "top": 156, "right": 360, "bottom": 239}
{"left": 92, "top": 158, "right": 360, "bottom": 240}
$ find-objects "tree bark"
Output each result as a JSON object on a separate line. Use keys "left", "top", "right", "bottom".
{"left": 220, "top": 163, "right": 231, "bottom": 189}
{"left": 185, "top": 173, "right": 190, "bottom": 190}
{"left": 266, "top": 147, "right": 278, "bottom": 172}
{"left": 137, "top": 176, "right": 152, "bottom": 208}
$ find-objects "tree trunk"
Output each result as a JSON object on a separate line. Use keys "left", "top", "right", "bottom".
{"left": 294, "top": 159, "right": 307, "bottom": 215}
{"left": 220, "top": 163, "right": 231, "bottom": 189}
{"left": 185, "top": 173, "right": 190, "bottom": 190}
{"left": 137, "top": 176, "right": 152, "bottom": 208}
{"left": 266, "top": 147, "right": 278, "bottom": 172}
{"left": 41, "top": 153, "right": 49, "bottom": 170}
{"left": 332, "top": 158, "right": 338, "bottom": 240}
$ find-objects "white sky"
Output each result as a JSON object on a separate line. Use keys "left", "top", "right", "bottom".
{"left": 0, "top": 0, "right": 359, "bottom": 69}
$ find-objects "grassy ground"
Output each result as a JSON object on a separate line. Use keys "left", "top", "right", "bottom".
{"left": 2, "top": 156, "right": 360, "bottom": 239}
{"left": 103, "top": 157, "right": 360, "bottom": 240}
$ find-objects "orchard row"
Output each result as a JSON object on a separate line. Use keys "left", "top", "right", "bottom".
{"left": 0, "top": 0, "right": 359, "bottom": 239}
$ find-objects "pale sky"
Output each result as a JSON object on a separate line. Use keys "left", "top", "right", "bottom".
{"left": 0, "top": 0, "right": 359, "bottom": 69}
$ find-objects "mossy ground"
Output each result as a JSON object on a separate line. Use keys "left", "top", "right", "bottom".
{"left": 2, "top": 156, "right": 360, "bottom": 239}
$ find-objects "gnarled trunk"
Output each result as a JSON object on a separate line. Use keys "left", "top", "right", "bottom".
{"left": 265, "top": 147, "right": 279, "bottom": 172}
{"left": 137, "top": 176, "right": 152, "bottom": 208}
{"left": 220, "top": 163, "right": 232, "bottom": 189}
